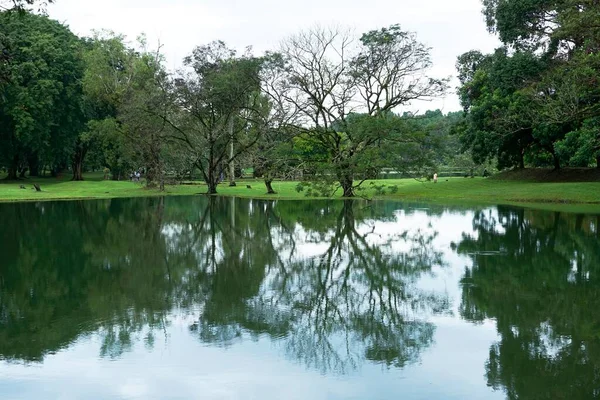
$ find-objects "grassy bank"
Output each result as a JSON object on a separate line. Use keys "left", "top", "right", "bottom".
{"left": 1, "top": 171, "right": 599, "bottom": 212}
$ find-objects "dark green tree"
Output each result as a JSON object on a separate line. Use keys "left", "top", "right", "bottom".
{"left": 0, "top": 11, "right": 84, "bottom": 179}
{"left": 458, "top": 0, "right": 600, "bottom": 170}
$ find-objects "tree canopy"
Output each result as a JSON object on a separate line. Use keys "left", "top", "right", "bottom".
{"left": 0, "top": 11, "right": 84, "bottom": 179}
{"left": 457, "top": 0, "right": 600, "bottom": 170}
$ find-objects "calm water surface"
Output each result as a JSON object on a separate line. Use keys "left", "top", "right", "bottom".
{"left": 0, "top": 197, "right": 599, "bottom": 399}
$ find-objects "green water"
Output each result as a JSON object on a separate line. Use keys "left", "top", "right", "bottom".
{"left": 0, "top": 197, "right": 599, "bottom": 399}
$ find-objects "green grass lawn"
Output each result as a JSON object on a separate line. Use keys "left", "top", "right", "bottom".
{"left": 1, "top": 172, "right": 599, "bottom": 212}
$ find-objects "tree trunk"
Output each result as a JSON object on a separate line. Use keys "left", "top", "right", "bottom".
{"left": 28, "top": 153, "right": 40, "bottom": 177}
{"left": 71, "top": 148, "right": 86, "bottom": 181}
{"left": 228, "top": 118, "right": 236, "bottom": 187}
{"left": 72, "top": 160, "right": 84, "bottom": 181}
{"left": 264, "top": 178, "right": 276, "bottom": 194}
{"left": 206, "top": 164, "right": 219, "bottom": 194}
{"left": 341, "top": 175, "right": 354, "bottom": 197}
{"left": 18, "top": 166, "right": 27, "bottom": 179}
{"left": 145, "top": 138, "right": 164, "bottom": 189}
{"left": 6, "top": 155, "right": 18, "bottom": 180}
{"left": 596, "top": 154, "right": 600, "bottom": 169}
{"left": 519, "top": 150, "right": 525, "bottom": 169}
{"left": 552, "top": 153, "right": 561, "bottom": 171}
{"left": 207, "top": 180, "right": 218, "bottom": 194}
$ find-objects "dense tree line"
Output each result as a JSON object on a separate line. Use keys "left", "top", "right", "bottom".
{"left": 0, "top": 10, "right": 469, "bottom": 196}
{"left": 10, "top": 0, "right": 591, "bottom": 195}
{"left": 456, "top": 0, "right": 600, "bottom": 170}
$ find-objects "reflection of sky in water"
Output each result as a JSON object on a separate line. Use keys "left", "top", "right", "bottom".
{"left": 1, "top": 317, "right": 501, "bottom": 400}
{"left": 0, "top": 202, "right": 508, "bottom": 400}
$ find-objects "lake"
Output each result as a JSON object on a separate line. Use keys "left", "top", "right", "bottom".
{"left": 0, "top": 197, "right": 599, "bottom": 399}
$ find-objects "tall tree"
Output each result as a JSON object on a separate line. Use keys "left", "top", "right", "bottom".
{"left": 455, "top": 49, "right": 556, "bottom": 169}
{"left": 165, "top": 41, "right": 265, "bottom": 194}
{"left": 118, "top": 37, "right": 175, "bottom": 189}
{"left": 278, "top": 25, "right": 446, "bottom": 197}
{"left": 0, "top": 11, "right": 84, "bottom": 179}
{"left": 78, "top": 32, "right": 136, "bottom": 181}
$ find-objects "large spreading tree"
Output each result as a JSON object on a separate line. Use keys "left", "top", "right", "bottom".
{"left": 277, "top": 25, "right": 447, "bottom": 197}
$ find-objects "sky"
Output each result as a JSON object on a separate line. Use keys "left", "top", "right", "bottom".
{"left": 47, "top": 0, "right": 500, "bottom": 113}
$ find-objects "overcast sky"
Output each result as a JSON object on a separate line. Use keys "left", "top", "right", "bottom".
{"left": 48, "top": 0, "right": 500, "bottom": 113}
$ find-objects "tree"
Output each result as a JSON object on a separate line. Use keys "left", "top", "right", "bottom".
{"left": 244, "top": 96, "right": 298, "bottom": 194}
{"left": 482, "top": 0, "right": 600, "bottom": 55}
{"left": 0, "top": 11, "right": 84, "bottom": 179}
{"left": 529, "top": 51, "right": 600, "bottom": 167}
{"left": 246, "top": 54, "right": 305, "bottom": 194}
{"left": 117, "top": 37, "right": 175, "bottom": 189}
{"left": 165, "top": 41, "right": 265, "bottom": 194}
{"left": 78, "top": 32, "right": 137, "bottom": 181}
{"left": 350, "top": 24, "right": 447, "bottom": 116}
{"left": 0, "top": 1, "right": 55, "bottom": 84}
{"left": 278, "top": 25, "right": 446, "bottom": 197}
{"left": 457, "top": 0, "right": 600, "bottom": 170}
{"left": 79, "top": 32, "right": 173, "bottom": 184}
{"left": 455, "top": 48, "right": 571, "bottom": 170}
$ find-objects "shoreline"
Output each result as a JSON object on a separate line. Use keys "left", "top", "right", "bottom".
{"left": 1, "top": 176, "right": 599, "bottom": 213}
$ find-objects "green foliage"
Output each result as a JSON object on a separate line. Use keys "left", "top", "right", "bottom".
{"left": 456, "top": 48, "right": 550, "bottom": 169}
{"left": 78, "top": 32, "right": 176, "bottom": 185}
{"left": 459, "top": 0, "right": 600, "bottom": 170}
{"left": 359, "top": 182, "right": 399, "bottom": 196}
{"left": 0, "top": 11, "right": 85, "bottom": 178}
{"left": 295, "top": 181, "right": 336, "bottom": 197}
{"left": 5, "top": 8, "right": 599, "bottom": 193}
{"left": 168, "top": 41, "right": 266, "bottom": 193}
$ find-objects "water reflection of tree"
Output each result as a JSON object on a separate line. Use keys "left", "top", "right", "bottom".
{"left": 181, "top": 199, "right": 449, "bottom": 374}
{"left": 0, "top": 198, "right": 193, "bottom": 362}
{"left": 455, "top": 207, "right": 600, "bottom": 399}
{"left": 0, "top": 197, "right": 448, "bottom": 375}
